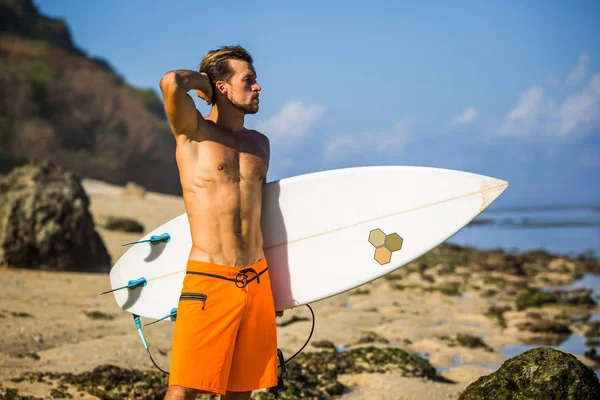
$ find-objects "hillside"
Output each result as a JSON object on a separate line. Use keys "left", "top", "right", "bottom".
{"left": 0, "top": 0, "right": 181, "bottom": 194}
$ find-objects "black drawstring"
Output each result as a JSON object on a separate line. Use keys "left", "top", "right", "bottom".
{"left": 186, "top": 266, "right": 267, "bottom": 288}
{"left": 236, "top": 267, "right": 259, "bottom": 288}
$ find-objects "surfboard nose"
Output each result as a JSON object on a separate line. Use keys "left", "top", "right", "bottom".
{"left": 480, "top": 177, "right": 509, "bottom": 211}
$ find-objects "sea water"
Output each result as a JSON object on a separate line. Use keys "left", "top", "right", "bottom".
{"left": 447, "top": 205, "right": 600, "bottom": 257}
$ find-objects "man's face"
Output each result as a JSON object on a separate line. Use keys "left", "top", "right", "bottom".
{"left": 225, "top": 59, "right": 261, "bottom": 115}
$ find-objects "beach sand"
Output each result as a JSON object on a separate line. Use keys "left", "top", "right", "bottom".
{"left": 1, "top": 179, "right": 598, "bottom": 399}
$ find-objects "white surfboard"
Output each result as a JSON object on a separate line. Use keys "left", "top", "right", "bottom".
{"left": 109, "top": 166, "right": 508, "bottom": 321}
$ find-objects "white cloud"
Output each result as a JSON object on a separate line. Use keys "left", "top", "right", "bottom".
{"left": 567, "top": 53, "right": 590, "bottom": 86}
{"left": 257, "top": 101, "right": 325, "bottom": 145}
{"left": 324, "top": 120, "right": 411, "bottom": 162}
{"left": 498, "top": 73, "right": 600, "bottom": 139}
{"left": 498, "top": 86, "right": 545, "bottom": 137}
{"left": 450, "top": 106, "right": 479, "bottom": 126}
{"left": 546, "top": 73, "right": 561, "bottom": 88}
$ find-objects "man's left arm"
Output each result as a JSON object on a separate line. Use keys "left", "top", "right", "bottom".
{"left": 257, "top": 133, "right": 282, "bottom": 317}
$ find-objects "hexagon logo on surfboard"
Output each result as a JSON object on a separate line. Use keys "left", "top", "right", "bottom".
{"left": 368, "top": 228, "right": 403, "bottom": 265}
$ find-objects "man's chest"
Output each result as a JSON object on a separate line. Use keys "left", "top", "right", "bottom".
{"left": 178, "top": 136, "right": 268, "bottom": 184}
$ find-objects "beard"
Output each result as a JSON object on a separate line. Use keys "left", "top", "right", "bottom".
{"left": 228, "top": 93, "right": 259, "bottom": 115}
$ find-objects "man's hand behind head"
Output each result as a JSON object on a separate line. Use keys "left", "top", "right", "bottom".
{"left": 196, "top": 72, "right": 213, "bottom": 105}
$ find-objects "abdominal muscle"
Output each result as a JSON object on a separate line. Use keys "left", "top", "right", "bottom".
{"left": 182, "top": 176, "right": 265, "bottom": 268}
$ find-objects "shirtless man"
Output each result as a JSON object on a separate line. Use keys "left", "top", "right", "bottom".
{"left": 159, "top": 46, "right": 279, "bottom": 400}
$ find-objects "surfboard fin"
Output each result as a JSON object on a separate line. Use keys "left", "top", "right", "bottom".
{"left": 100, "top": 277, "right": 147, "bottom": 295}
{"left": 121, "top": 233, "right": 171, "bottom": 247}
{"left": 144, "top": 308, "right": 178, "bottom": 326}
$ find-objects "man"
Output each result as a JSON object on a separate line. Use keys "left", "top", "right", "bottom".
{"left": 159, "top": 46, "right": 280, "bottom": 400}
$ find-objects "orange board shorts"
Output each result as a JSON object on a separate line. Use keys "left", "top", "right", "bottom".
{"left": 168, "top": 258, "right": 278, "bottom": 395}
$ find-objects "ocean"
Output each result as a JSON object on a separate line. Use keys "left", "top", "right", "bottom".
{"left": 447, "top": 205, "right": 600, "bottom": 258}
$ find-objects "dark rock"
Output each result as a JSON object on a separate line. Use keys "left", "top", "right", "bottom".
{"left": 456, "top": 334, "right": 493, "bottom": 351}
{"left": 515, "top": 289, "right": 559, "bottom": 310}
{"left": 84, "top": 311, "right": 113, "bottom": 320}
{"left": 516, "top": 288, "right": 597, "bottom": 311}
{"left": 13, "top": 366, "right": 171, "bottom": 400}
{"left": 425, "top": 281, "right": 462, "bottom": 296}
{"left": 9, "top": 350, "right": 446, "bottom": 400}
{"left": 584, "top": 348, "right": 600, "bottom": 363}
{"left": 0, "top": 162, "right": 110, "bottom": 272}
{"left": 459, "top": 347, "right": 600, "bottom": 399}
{"left": 312, "top": 340, "right": 336, "bottom": 350}
{"left": 585, "top": 321, "right": 600, "bottom": 338}
{"left": 516, "top": 319, "right": 572, "bottom": 335}
{"left": 255, "top": 347, "right": 450, "bottom": 399}
{"left": 49, "top": 388, "right": 71, "bottom": 398}
{"left": 485, "top": 306, "right": 510, "bottom": 328}
{"left": 357, "top": 331, "right": 390, "bottom": 344}
{"left": 0, "top": 387, "right": 44, "bottom": 399}
{"left": 349, "top": 288, "right": 370, "bottom": 295}
{"left": 522, "top": 335, "right": 569, "bottom": 346}
{"left": 276, "top": 314, "right": 310, "bottom": 327}
{"left": 562, "top": 289, "right": 598, "bottom": 307}
{"left": 104, "top": 216, "right": 144, "bottom": 233}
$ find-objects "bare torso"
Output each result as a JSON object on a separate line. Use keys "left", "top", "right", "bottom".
{"left": 175, "top": 119, "right": 269, "bottom": 267}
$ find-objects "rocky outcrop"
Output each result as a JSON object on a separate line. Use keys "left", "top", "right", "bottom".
{"left": 0, "top": 162, "right": 110, "bottom": 272}
{"left": 459, "top": 347, "right": 600, "bottom": 400}
{"left": 0, "top": 0, "right": 181, "bottom": 195}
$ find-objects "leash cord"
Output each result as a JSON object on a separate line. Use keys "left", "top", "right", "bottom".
{"left": 283, "top": 304, "right": 315, "bottom": 365}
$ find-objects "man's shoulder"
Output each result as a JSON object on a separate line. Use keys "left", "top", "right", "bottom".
{"left": 246, "top": 128, "right": 268, "bottom": 139}
{"left": 246, "top": 129, "right": 270, "bottom": 147}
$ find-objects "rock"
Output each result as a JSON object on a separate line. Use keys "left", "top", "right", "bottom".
{"left": 104, "top": 216, "right": 144, "bottom": 233}
{"left": 312, "top": 339, "right": 337, "bottom": 350}
{"left": 254, "top": 346, "right": 450, "bottom": 399}
{"left": 485, "top": 306, "right": 510, "bottom": 328}
{"left": 516, "top": 319, "right": 572, "bottom": 335}
{"left": 584, "top": 348, "right": 600, "bottom": 364}
{"left": 122, "top": 181, "right": 147, "bottom": 198}
{"left": 357, "top": 331, "right": 390, "bottom": 344}
{"left": 515, "top": 288, "right": 596, "bottom": 311}
{"left": 515, "top": 289, "right": 559, "bottom": 310}
{"left": 585, "top": 321, "right": 600, "bottom": 338}
{"left": 276, "top": 314, "right": 310, "bottom": 327}
{"left": 0, "top": 162, "right": 110, "bottom": 272}
{"left": 459, "top": 347, "right": 600, "bottom": 399}
{"left": 13, "top": 366, "right": 170, "bottom": 399}
{"left": 0, "top": 387, "right": 44, "bottom": 399}
{"left": 456, "top": 334, "right": 493, "bottom": 351}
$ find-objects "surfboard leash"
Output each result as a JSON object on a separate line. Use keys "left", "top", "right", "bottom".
{"left": 269, "top": 304, "right": 315, "bottom": 397}
{"left": 132, "top": 314, "right": 169, "bottom": 375}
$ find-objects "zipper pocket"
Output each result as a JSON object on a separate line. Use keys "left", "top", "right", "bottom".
{"left": 179, "top": 292, "right": 208, "bottom": 310}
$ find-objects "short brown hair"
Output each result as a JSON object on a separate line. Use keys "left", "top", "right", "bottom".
{"left": 199, "top": 45, "right": 253, "bottom": 85}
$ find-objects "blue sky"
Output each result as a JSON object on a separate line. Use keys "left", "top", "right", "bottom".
{"left": 35, "top": 0, "right": 600, "bottom": 206}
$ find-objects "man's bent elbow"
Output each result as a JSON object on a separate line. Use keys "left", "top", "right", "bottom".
{"left": 159, "top": 71, "right": 179, "bottom": 94}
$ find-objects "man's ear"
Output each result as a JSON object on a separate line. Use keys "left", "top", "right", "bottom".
{"left": 216, "top": 81, "right": 227, "bottom": 95}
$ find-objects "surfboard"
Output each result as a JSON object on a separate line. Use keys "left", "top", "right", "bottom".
{"left": 109, "top": 166, "right": 508, "bottom": 321}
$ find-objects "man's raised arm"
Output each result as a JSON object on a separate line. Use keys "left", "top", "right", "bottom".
{"left": 159, "top": 70, "right": 213, "bottom": 138}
